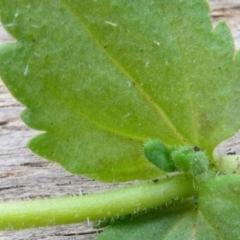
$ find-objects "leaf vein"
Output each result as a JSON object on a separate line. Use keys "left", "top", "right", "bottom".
{"left": 61, "top": 1, "right": 187, "bottom": 144}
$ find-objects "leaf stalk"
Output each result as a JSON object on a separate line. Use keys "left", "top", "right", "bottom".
{"left": 0, "top": 174, "right": 195, "bottom": 230}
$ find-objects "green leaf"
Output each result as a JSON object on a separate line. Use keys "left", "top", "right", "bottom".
{"left": 199, "top": 174, "right": 240, "bottom": 239}
{"left": 143, "top": 139, "right": 177, "bottom": 172}
{"left": 0, "top": 0, "right": 240, "bottom": 181}
{"left": 171, "top": 146, "right": 209, "bottom": 176}
{"left": 96, "top": 200, "right": 220, "bottom": 240}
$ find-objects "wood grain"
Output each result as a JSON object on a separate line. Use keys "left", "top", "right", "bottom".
{"left": 0, "top": 1, "right": 240, "bottom": 239}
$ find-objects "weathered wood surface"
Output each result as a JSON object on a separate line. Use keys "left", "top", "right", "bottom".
{"left": 0, "top": 1, "right": 240, "bottom": 239}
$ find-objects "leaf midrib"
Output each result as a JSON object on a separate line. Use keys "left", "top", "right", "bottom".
{"left": 61, "top": 1, "right": 187, "bottom": 144}
{"left": 161, "top": 211, "right": 192, "bottom": 240}
{"left": 197, "top": 210, "right": 223, "bottom": 239}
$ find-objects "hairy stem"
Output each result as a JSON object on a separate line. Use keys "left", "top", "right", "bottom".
{"left": 0, "top": 174, "right": 195, "bottom": 230}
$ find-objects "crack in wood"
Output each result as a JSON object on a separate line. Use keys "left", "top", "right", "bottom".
{"left": 20, "top": 162, "right": 50, "bottom": 167}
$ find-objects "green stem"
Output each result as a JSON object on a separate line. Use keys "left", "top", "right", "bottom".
{"left": 0, "top": 174, "right": 195, "bottom": 230}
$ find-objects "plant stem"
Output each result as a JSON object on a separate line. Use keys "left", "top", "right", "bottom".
{"left": 0, "top": 174, "right": 195, "bottom": 230}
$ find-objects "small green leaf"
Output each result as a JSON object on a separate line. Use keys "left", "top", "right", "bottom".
{"left": 144, "top": 139, "right": 176, "bottom": 172}
{"left": 171, "top": 146, "right": 193, "bottom": 172}
{"left": 96, "top": 200, "right": 220, "bottom": 240}
{"left": 143, "top": 140, "right": 210, "bottom": 175}
{"left": 199, "top": 175, "right": 240, "bottom": 239}
{"left": 171, "top": 146, "right": 209, "bottom": 176}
